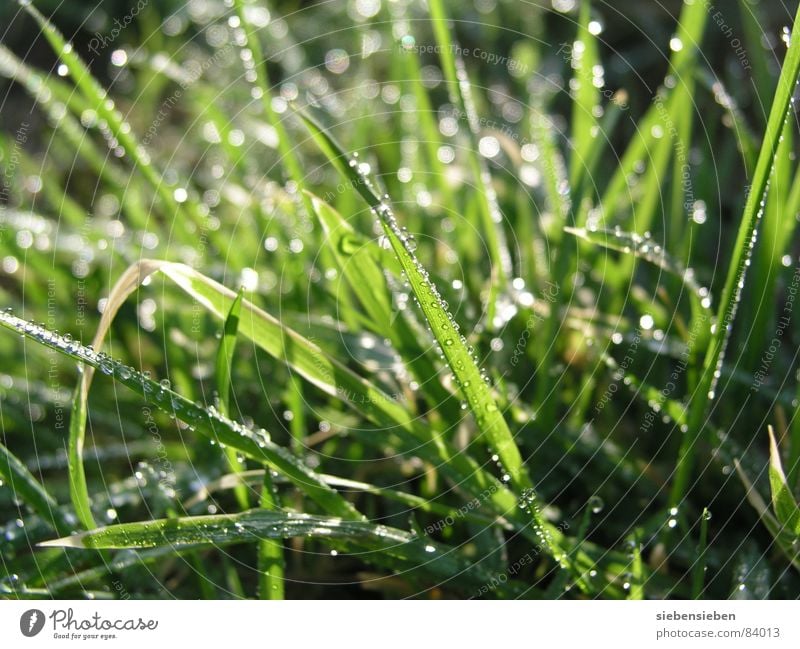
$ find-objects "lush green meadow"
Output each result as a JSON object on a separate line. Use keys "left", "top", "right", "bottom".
{"left": 1, "top": 0, "right": 799, "bottom": 599}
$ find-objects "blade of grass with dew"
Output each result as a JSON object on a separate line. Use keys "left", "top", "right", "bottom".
{"left": 626, "top": 530, "right": 644, "bottom": 600}
{"left": 397, "top": 37, "right": 454, "bottom": 210}
{"left": 0, "top": 46, "right": 154, "bottom": 231}
{"left": 37, "top": 510, "right": 402, "bottom": 550}
{"left": 691, "top": 507, "right": 711, "bottom": 598}
{"left": 593, "top": 0, "right": 707, "bottom": 232}
{"left": 306, "top": 191, "right": 457, "bottom": 417}
{"left": 670, "top": 5, "right": 800, "bottom": 509}
{"left": 740, "top": 123, "right": 793, "bottom": 373}
{"left": 0, "top": 311, "right": 363, "bottom": 522}
{"left": 666, "top": 0, "right": 707, "bottom": 248}
{"left": 232, "top": 0, "right": 314, "bottom": 217}
{"left": 574, "top": 92, "right": 629, "bottom": 213}
{"left": 306, "top": 192, "right": 394, "bottom": 333}
{"left": 38, "top": 509, "right": 526, "bottom": 596}
{"left": 78, "top": 264, "right": 627, "bottom": 592}
{"left": 67, "top": 381, "right": 96, "bottom": 529}
{"left": 295, "top": 109, "right": 570, "bottom": 569}
{"left": 159, "top": 261, "right": 547, "bottom": 542}
{"left": 545, "top": 498, "right": 595, "bottom": 597}
{"left": 66, "top": 258, "right": 542, "bottom": 547}
{"left": 609, "top": 14, "right": 707, "bottom": 290}
{"left": 696, "top": 69, "right": 758, "bottom": 177}
{"left": 257, "top": 472, "right": 284, "bottom": 599}
{"left": 565, "top": 225, "right": 713, "bottom": 318}
{"left": 528, "top": 105, "right": 573, "bottom": 424}
{"left": 600, "top": 351, "right": 691, "bottom": 431}
{"left": 0, "top": 45, "right": 128, "bottom": 189}
{"left": 427, "top": 0, "right": 512, "bottom": 324}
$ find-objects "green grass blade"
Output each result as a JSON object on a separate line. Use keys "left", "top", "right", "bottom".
{"left": 185, "top": 469, "right": 508, "bottom": 529}
{"left": 670, "top": 5, "right": 800, "bottom": 508}
{"left": 426, "top": 0, "right": 512, "bottom": 321}
{"left": 257, "top": 474, "right": 285, "bottom": 599}
{"left": 40, "top": 509, "right": 523, "bottom": 596}
{"left": 565, "top": 225, "right": 712, "bottom": 311}
{"left": 38, "top": 510, "right": 411, "bottom": 550}
{"left": 0, "top": 311, "right": 362, "bottom": 522}
{"left": 768, "top": 426, "right": 800, "bottom": 535}
{"left": 306, "top": 191, "right": 457, "bottom": 416}
{"left": 0, "top": 441, "right": 73, "bottom": 536}
{"left": 569, "top": 0, "right": 601, "bottom": 189}
{"left": 40, "top": 258, "right": 535, "bottom": 544}
{"left": 307, "top": 192, "right": 394, "bottom": 332}
{"left": 217, "top": 286, "right": 288, "bottom": 600}
{"left": 215, "top": 288, "right": 250, "bottom": 510}
{"left": 231, "top": 0, "right": 314, "bottom": 217}
{"left": 295, "top": 109, "right": 568, "bottom": 568}
{"left": 298, "top": 114, "right": 520, "bottom": 487}
{"left": 734, "top": 460, "right": 800, "bottom": 570}
{"left": 67, "top": 383, "right": 96, "bottom": 529}
{"left": 215, "top": 290, "right": 244, "bottom": 418}
{"left": 691, "top": 508, "right": 711, "bottom": 598}
{"left": 213, "top": 287, "right": 284, "bottom": 596}
{"left": 626, "top": 531, "right": 644, "bottom": 600}
{"left": 595, "top": 0, "right": 707, "bottom": 232}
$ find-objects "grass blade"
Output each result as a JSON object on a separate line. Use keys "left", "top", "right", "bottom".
{"left": 426, "top": 0, "right": 512, "bottom": 321}
{"left": 670, "top": 4, "right": 800, "bottom": 508}
{"left": 47, "top": 258, "right": 544, "bottom": 550}
{"left": 39, "top": 510, "right": 415, "bottom": 551}
{"left": 569, "top": 0, "right": 601, "bottom": 189}
{"left": 39, "top": 509, "right": 522, "bottom": 596}
{"left": 295, "top": 109, "right": 568, "bottom": 568}
{"left": 0, "top": 311, "right": 363, "bottom": 522}
{"left": 768, "top": 426, "right": 800, "bottom": 535}
{"left": 0, "top": 441, "right": 73, "bottom": 536}
{"left": 691, "top": 508, "right": 711, "bottom": 598}
{"left": 215, "top": 288, "right": 250, "bottom": 510}
{"left": 214, "top": 287, "right": 285, "bottom": 597}
{"left": 734, "top": 460, "right": 800, "bottom": 571}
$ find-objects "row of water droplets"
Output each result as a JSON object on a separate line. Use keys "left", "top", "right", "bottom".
{"left": 342, "top": 152, "right": 573, "bottom": 564}
{"left": 575, "top": 225, "right": 713, "bottom": 311}
{"left": 703, "top": 21, "right": 800, "bottom": 403}
{"left": 0, "top": 309, "right": 279, "bottom": 456}
{"left": 345, "top": 154, "right": 493, "bottom": 397}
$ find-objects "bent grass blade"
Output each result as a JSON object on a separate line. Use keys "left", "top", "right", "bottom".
{"left": 0, "top": 311, "right": 363, "bottom": 522}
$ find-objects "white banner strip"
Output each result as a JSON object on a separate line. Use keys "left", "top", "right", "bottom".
{"left": 1, "top": 600, "right": 798, "bottom": 648}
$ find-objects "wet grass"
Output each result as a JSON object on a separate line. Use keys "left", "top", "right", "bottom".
{"left": 1, "top": 0, "right": 800, "bottom": 599}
